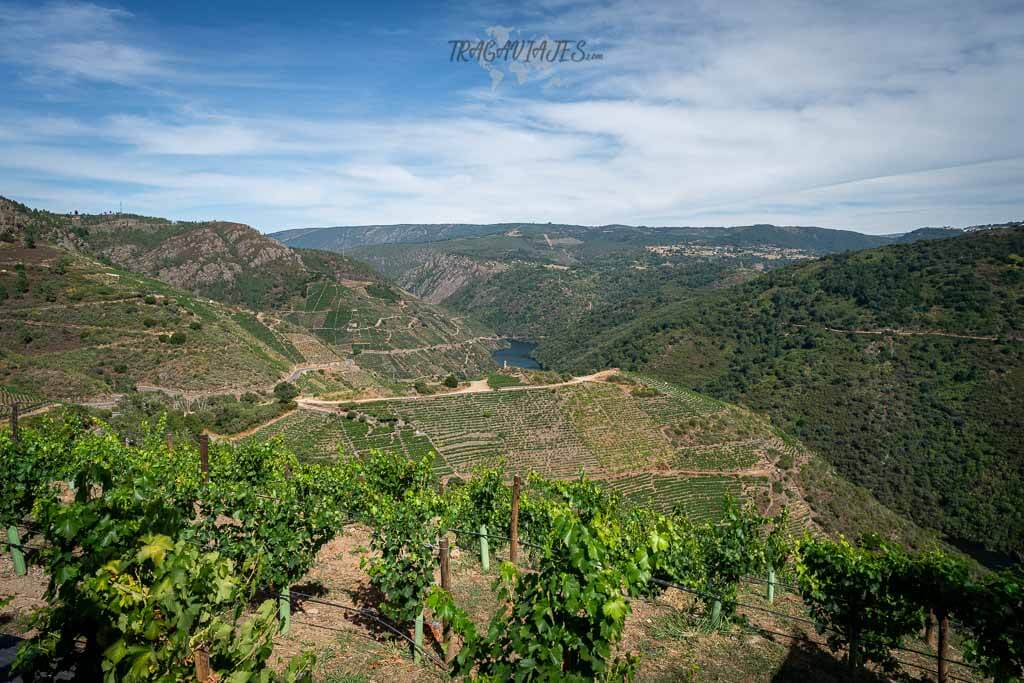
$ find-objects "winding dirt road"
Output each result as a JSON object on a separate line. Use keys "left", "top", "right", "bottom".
{"left": 297, "top": 369, "right": 619, "bottom": 409}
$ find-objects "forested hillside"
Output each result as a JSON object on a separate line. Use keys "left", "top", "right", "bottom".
{"left": 536, "top": 227, "right": 1024, "bottom": 559}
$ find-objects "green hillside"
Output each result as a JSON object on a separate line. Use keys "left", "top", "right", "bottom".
{"left": 1, "top": 197, "right": 502, "bottom": 392}
{"left": 247, "top": 372, "right": 946, "bottom": 551}
{"left": 0, "top": 243, "right": 297, "bottom": 398}
{"left": 536, "top": 227, "right": 1024, "bottom": 559}
{"left": 342, "top": 222, "right": 966, "bottom": 342}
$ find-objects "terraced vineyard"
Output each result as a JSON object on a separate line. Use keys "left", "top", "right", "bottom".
{"left": 624, "top": 371, "right": 724, "bottom": 420}
{"left": 557, "top": 382, "right": 673, "bottom": 471}
{"left": 277, "top": 280, "right": 497, "bottom": 382}
{"left": 354, "top": 343, "right": 496, "bottom": 382}
{"left": 293, "top": 370, "right": 356, "bottom": 397}
{"left": 598, "top": 473, "right": 768, "bottom": 521}
{"left": 0, "top": 386, "right": 49, "bottom": 416}
{"left": 284, "top": 333, "right": 340, "bottom": 364}
{"left": 242, "top": 376, "right": 816, "bottom": 526}
{"left": 670, "top": 440, "right": 762, "bottom": 471}
{"left": 246, "top": 407, "right": 445, "bottom": 474}
{"left": 360, "top": 389, "right": 596, "bottom": 478}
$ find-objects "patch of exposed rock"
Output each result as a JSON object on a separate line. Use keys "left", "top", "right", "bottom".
{"left": 400, "top": 253, "right": 508, "bottom": 303}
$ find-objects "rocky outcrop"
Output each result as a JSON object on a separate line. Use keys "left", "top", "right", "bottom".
{"left": 398, "top": 253, "right": 508, "bottom": 303}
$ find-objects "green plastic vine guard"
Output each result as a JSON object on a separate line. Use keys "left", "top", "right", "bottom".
{"left": 279, "top": 587, "right": 291, "bottom": 634}
{"left": 767, "top": 566, "right": 776, "bottom": 603}
{"left": 7, "top": 526, "right": 26, "bottom": 576}
{"left": 711, "top": 599, "right": 722, "bottom": 629}
{"left": 414, "top": 611, "right": 424, "bottom": 663}
{"left": 480, "top": 524, "right": 490, "bottom": 572}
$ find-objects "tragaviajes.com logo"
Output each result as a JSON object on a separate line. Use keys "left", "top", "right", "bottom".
{"left": 448, "top": 26, "right": 603, "bottom": 90}
{"left": 448, "top": 38, "right": 603, "bottom": 64}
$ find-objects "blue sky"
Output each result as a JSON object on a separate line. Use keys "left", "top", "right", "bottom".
{"left": 1, "top": 0, "right": 1023, "bottom": 234}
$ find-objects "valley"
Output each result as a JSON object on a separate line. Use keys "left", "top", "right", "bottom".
{"left": 3, "top": 4, "right": 1022, "bottom": 680}
{"left": 1, "top": 197, "right": 1020, "bottom": 682}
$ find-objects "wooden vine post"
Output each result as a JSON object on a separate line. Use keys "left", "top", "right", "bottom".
{"left": 194, "top": 645, "right": 211, "bottom": 682}
{"left": 166, "top": 431, "right": 173, "bottom": 452}
{"left": 847, "top": 626, "right": 861, "bottom": 674}
{"left": 510, "top": 474, "right": 521, "bottom": 564}
{"left": 937, "top": 608, "right": 948, "bottom": 683}
{"left": 198, "top": 434, "right": 209, "bottom": 484}
{"left": 439, "top": 536, "right": 451, "bottom": 659}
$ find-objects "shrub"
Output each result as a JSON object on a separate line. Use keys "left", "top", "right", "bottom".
{"left": 168, "top": 331, "right": 187, "bottom": 345}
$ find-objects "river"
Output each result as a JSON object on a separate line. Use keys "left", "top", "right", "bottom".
{"left": 491, "top": 340, "right": 541, "bottom": 369}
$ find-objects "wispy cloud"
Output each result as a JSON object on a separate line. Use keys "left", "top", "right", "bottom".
{"left": 0, "top": 0, "right": 1022, "bottom": 232}
{"left": 0, "top": 2, "right": 172, "bottom": 86}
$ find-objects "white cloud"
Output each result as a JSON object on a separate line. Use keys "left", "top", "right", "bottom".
{"left": 1, "top": 0, "right": 1023, "bottom": 233}
{"left": 0, "top": 2, "right": 171, "bottom": 86}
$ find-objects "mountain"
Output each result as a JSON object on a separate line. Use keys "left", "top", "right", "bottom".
{"left": 268, "top": 220, "right": 970, "bottom": 343}
{"left": 535, "top": 226, "right": 1024, "bottom": 560}
{"left": 0, "top": 198, "right": 501, "bottom": 396}
{"left": 319, "top": 222, "right": 962, "bottom": 342}
{"left": 270, "top": 223, "right": 515, "bottom": 251}
{"left": 270, "top": 221, "right": 963, "bottom": 253}
{"left": 0, "top": 242, "right": 299, "bottom": 399}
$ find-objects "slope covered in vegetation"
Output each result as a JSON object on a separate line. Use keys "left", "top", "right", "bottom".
{"left": 0, "top": 197, "right": 501, "bottom": 394}
{"left": 0, "top": 243, "right": 298, "bottom": 398}
{"left": 537, "top": 227, "right": 1024, "bottom": 559}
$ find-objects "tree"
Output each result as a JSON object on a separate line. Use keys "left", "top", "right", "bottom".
{"left": 273, "top": 381, "right": 299, "bottom": 403}
{"left": 443, "top": 374, "right": 458, "bottom": 388}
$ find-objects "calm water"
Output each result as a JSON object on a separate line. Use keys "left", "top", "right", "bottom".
{"left": 492, "top": 340, "right": 541, "bottom": 369}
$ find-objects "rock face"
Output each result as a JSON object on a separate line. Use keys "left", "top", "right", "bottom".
{"left": 396, "top": 252, "right": 508, "bottom": 304}
{"left": 123, "top": 222, "right": 302, "bottom": 290}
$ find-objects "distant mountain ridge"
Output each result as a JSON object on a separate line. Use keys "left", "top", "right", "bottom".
{"left": 269, "top": 221, "right": 970, "bottom": 253}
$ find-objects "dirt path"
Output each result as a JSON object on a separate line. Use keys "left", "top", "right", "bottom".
{"left": 357, "top": 336, "right": 500, "bottom": 356}
{"left": 4, "top": 297, "right": 142, "bottom": 312}
{"left": 588, "top": 465, "right": 774, "bottom": 481}
{"left": 791, "top": 323, "right": 1018, "bottom": 342}
{"left": 6, "top": 319, "right": 164, "bottom": 335}
{"left": 298, "top": 370, "right": 619, "bottom": 408}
